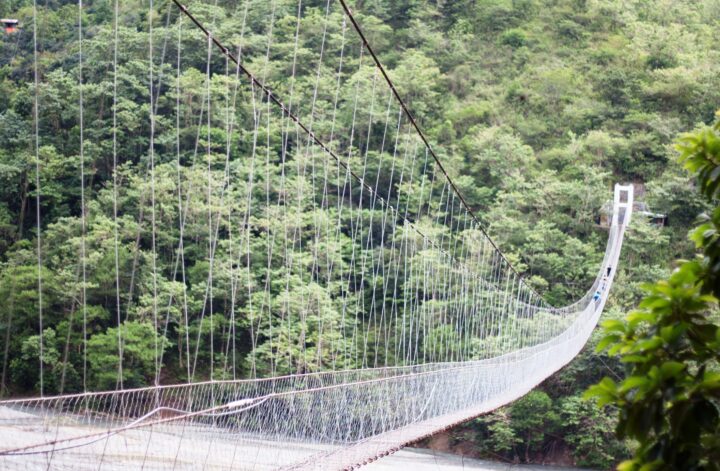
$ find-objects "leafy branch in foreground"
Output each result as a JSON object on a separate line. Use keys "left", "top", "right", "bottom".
{"left": 586, "top": 114, "right": 720, "bottom": 471}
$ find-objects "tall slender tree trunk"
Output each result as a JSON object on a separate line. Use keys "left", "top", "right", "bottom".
{"left": 17, "top": 174, "right": 29, "bottom": 239}
{"left": 1, "top": 278, "right": 16, "bottom": 397}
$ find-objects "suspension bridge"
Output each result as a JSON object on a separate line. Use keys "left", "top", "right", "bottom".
{"left": 0, "top": 0, "right": 633, "bottom": 469}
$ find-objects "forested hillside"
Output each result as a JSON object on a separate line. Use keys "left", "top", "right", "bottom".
{"left": 1, "top": 0, "right": 718, "bottom": 468}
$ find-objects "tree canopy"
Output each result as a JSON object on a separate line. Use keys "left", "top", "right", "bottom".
{"left": 1, "top": 0, "right": 718, "bottom": 467}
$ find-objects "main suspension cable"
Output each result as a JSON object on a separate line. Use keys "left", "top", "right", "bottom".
{"left": 335, "top": 0, "right": 544, "bottom": 302}
{"left": 171, "top": 0, "right": 549, "bottom": 307}
{"left": 168, "top": 0, "right": 498, "bottom": 290}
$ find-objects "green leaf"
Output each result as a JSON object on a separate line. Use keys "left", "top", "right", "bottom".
{"left": 620, "top": 354, "right": 650, "bottom": 363}
{"left": 617, "top": 460, "right": 637, "bottom": 471}
{"left": 619, "top": 376, "right": 648, "bottom": 393}
{"left": 638, "top": 461, "right": 662, "bottom": 471}
{"left": 602, "top": 319, "right": 626, "bottom": 332}
{"left": 634, "top": 337, "right": 663, "bottom": 352}
{"left": 659, "top": 361, "right": 685, "bottom": 379}
{"left": 596, "top": 334, "right": 621, "bottom": 352}
{"left": 700, "top": 372, "right": 720, "bottom": 390}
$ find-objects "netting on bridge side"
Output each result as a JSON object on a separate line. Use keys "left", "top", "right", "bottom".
{"left": 0, "top": 0, "right": 633, "bottom": 469}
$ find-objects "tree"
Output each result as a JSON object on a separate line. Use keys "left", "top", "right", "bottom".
{"left": 10, "top": 327, "right": 79, "bottom": 394}
{"left": 509, "top": 391, "right": 560, "bottom": 462}
{"left": 87, "top": 321, "right": 169, "bottom": 390}
{"left": 1, "top": 0, "right": 718, "bottom": 464}
{"left": 586, "top": 114, "right": 720, "bottom": 470}
{"left": 559, "top": 395, "right": 627, "bottom": 469}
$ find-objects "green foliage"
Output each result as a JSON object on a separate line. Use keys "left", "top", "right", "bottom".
{"left": 559, "top": 395, "right": 626, "bottom": 469}
{"left": 473, "top": 410, "right": 519, "bottom": 455}
{"left": 469, "top": 387, "right": 628, "bottom": 466}
{"left": 510, "top": 391, "right": 560, "bottom": 457}
{"left": 87, "top": 321, "right": 169, "bottom": 390}
{"left": 1, "top": 0, "right": 717, "bottom": 465}
{"left": 587, "top": 115, "right": 720, "bottom": 470}
{"left": 500, "top": 28, "right": 527, "bottom": 49}
{"left": 10, "top": 327, "right": 80, "bottom": 394}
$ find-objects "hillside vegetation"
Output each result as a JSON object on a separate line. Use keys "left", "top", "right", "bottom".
{"left": 1, "top": 0, "right": 718, "bottom": 468}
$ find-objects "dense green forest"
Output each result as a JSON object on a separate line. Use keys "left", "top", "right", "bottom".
{"left": 1, "top": 0, "right": 718, "bottom": 468}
